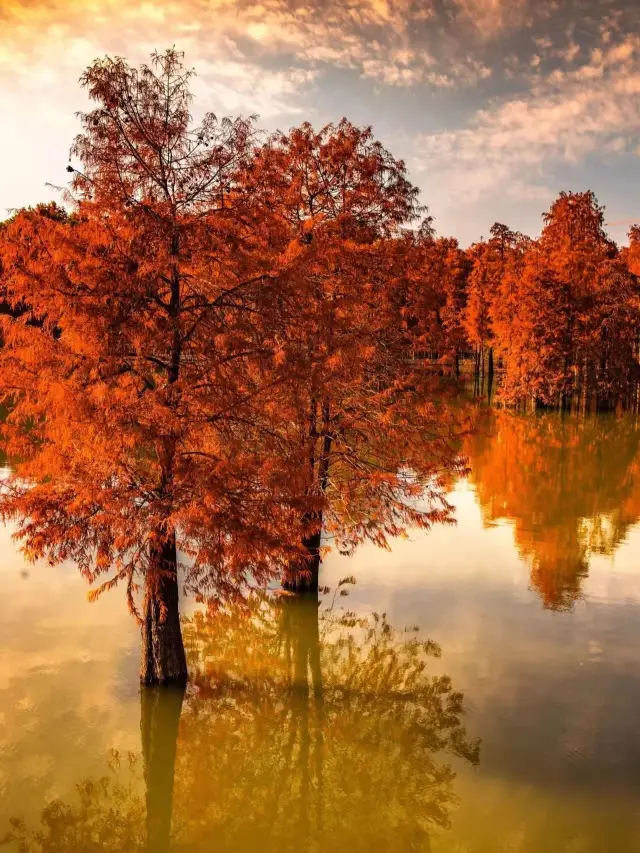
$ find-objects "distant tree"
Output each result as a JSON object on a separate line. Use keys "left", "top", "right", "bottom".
{"left": 464, "top": 242, "right": 492, "bottom": 379}
{"left": 622, "top": 224, "right": 640, "bottom": 276}
{"left": 496, "top": 191, "right": 640, "bottom": 410}
{"left": 402, "top": 229, "right": 470, "bottom": 376}
{"left": 464, "top": 223, "right": 523, "bottom": 387}
{"left": 437, "top": 238, "right": 470, "bottom": 376}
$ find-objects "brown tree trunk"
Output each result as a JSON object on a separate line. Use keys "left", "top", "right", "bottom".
{"left": 140, "top": 532, "right": 188, "bottom": 687}
{"left": 286, "top": 395, "right": 330, "bottom": 595}
{"left": 141, "top": 683, "right": 185, "bottom": 853}
{"left": 283, "top": 528, "right": 321, "bottom": 594}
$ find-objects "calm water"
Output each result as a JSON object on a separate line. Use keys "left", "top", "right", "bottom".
{"left": 2, "top": 410, "right": 640, "bottom": 851}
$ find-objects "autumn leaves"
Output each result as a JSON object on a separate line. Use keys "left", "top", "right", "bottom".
{"left": 0, "top": 49, "right": 463, "bottom": 684}
{"left": 1, "top": 48, "right": 637, "bottom": 685}
{"left": 461, "top": 195, "right": 640, "bottom": 411}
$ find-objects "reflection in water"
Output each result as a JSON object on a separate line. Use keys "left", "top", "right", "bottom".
{"left": 466, "top": 410, "right": 640, "bottom": 610}
{"left": 142, "top": 687, "right": 185, "bottom": 853}
{"left": 1, "top": 756, "right": 146, "bottom": 851}
{"left": 3, "top": 589, "right": 479, "bottom": 852}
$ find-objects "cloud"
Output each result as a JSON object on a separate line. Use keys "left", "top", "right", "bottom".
{"left": 452, "top": 0, "right": 532, "bottom": 39}
{"left": 192, "top": 59, "right": 317, "bottom": 117}
{"left": 4, "top": 0, "right": 640, "bottom": 239}
{"left": 358, "top": 47, "right": 491, "bottom": 87}
{"left": 414, "top": 30, "right": 640, "bottom": 211}
{"left": 0, "top": 0, "right": 509, "bottom": 92}
{"left": 0, "top": 0, "right": 326, "bottom": 215}
{"left": 0, "top": 1, "right": 321, "bottom": 116}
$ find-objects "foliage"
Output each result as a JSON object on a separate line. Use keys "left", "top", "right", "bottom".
{"left": 488, "top": 193, "right": 640, "bottom": 410}
{"left": 1, "top": 48, "right": 640, "bottom": 684}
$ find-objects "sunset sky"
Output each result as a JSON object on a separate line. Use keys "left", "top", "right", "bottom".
{"left": 2, "top": 0, "right": 640, "bottom": 246}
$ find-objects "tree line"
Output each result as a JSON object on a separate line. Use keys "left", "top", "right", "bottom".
{"left": 400, "top": 194, "right": 640, "bottom": 413}
{"left": 1, "top": 48, "right": 638, "bottom": 687}
{"left": 460, "top": 197, "right": 640, "bottom": 413}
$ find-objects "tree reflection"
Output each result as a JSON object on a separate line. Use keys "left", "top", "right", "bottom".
{"left": 2, "top": 588, "right": 479, "bottom": 852}
{"left": 467, "top": 410, "right": 640, "bottom": 609}
{"left": 142, "top": 687, "right": 185, "bottom": 853}
{"left": 0, "top": 750, "right": 146, "bottom": 852}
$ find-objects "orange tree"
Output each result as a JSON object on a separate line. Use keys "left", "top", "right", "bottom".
{"left": 0, "top": 52, "right": 468, "bottom": 681}
{"left": 496, "top": 192, "right": 640, "bottom": 410}
{"left": 243, "top": 122, "right": 467, "bottom": 590}
{"left": 0, "top": 51, "right": 298, "bottom": 685}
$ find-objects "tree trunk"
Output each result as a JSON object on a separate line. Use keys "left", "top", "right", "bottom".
{"left": 141, "top": 683, "right": 185, "bottom": 853}
{"left": 283, "top": 528, "right": 321, "bottom": 594}
{"left": 140, "top": 532, "right": 188, "bottom": 687}
{"left": 286, "top": 394, "right": 330, "bottom": 595}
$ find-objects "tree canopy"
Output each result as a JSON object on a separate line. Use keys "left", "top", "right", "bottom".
{"left": 0, "top": 49, "right": 466, "bottom": 684}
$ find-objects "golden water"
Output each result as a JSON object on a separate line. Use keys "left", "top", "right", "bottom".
{"left": 2, "top": 410, "right": 640, "bottom": 851}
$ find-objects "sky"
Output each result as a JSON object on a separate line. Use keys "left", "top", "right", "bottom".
{"left": 1, "top": 0, "right": 640, "bottom": 246}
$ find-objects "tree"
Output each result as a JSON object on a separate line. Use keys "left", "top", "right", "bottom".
{"left": 464, "top": 241, "right": 492, "bottom": 382}
{"left": 495, "top": 191, "right": 640, "bottom": 410}
{"left": 0, "top": 52, "right": 469, "bottom": 685}
{"left": 464, "top": 223, "right": 523, "bottom": 391}
{"left": 242, "top": 122, "right": 467, "bottom": 591}
{"left": 434, "top": 238, "right": 470, "bottom": 376}
{"left": 402, "top": 228, "right": 471, "bottom": 377}
{"left": 0, "top": 50, "right": 297, "bottom": 686}
{"left": 498, "top": 242, "right": 575, "bottom": 408}
{"left": 622, "top": 224, "right": 640, "bottom": 276}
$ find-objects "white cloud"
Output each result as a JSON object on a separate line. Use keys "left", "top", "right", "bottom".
{"left": 414, "top": 31, "right": 640, "bottom": 209}
{"left": 192, "top": 60, "right": 317, "bottom": 117}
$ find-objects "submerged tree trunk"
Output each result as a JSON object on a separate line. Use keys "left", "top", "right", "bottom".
{"left": 280, "top": 591, "right": 325, "bottom": 835}
{"left": 140, "top": 532, "right": 188, "bottom": 687}
{"left": 141, "top": 683, "right": 185, "bottom": 853}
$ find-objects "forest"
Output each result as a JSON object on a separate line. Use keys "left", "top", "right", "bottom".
{"left": 1, "top": 48, "right": 639, "bottom": 688}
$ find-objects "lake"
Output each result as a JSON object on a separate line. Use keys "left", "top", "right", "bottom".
{"left": 2, "top": 408, "right": 640, "bottom": 851}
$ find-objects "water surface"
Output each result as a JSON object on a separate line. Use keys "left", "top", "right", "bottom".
{"left": 2, "top": 410, "right": 640, "bottom": 851}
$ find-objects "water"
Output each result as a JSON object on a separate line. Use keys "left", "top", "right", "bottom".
{"left": 2, "top": 409, "right": 640, "bottom": 851}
